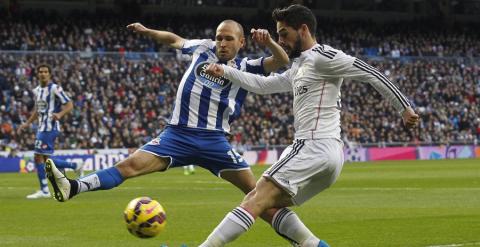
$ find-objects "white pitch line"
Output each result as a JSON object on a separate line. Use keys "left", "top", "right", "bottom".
{"left": 335, "top": 187, "right": 421, "bottom": 191}
{"left": 426, "top": 242, "right": 480, "bottom": 247}
{"left": 335, "top": 187, "right": 480, "bottom": 191}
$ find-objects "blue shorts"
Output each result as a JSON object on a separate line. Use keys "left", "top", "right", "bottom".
{"left": 35, "top": 131, "right": 59, "bottom": 155}
{"left": 140, "top": 126, "right": 249, "bottom": 176}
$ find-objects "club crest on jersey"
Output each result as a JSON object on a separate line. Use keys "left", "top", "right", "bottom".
{"left": 148, "top": 137, "right": 161, "bottom": 145}
{"left": 195, "top": 62, "right": 232, "bottom": 89}
{"left": 36, "top": 100, "right": 47, "bottom": 112}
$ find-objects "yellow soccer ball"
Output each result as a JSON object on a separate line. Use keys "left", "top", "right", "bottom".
{"left": 124, "top": 197, "right": 167, "bottom": 238}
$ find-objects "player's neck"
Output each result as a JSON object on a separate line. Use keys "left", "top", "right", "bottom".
{"left": 39, "top": 81, "right": 49, "bottom": 87}
{"left": 302, "top": 37, "right": 317, "bottom": 51}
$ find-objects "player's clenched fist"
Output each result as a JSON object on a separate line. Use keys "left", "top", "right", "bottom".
{"left": 251, "top": 28, "right": 273, "bottom": 46}
{"left": 126, "top": 22, "right": 149, "bottom": 34}
{"left": 402, "top": 107, "right": 420, "bottom": 129}
{"left": 205, "top": 64, "right": 225, "bottom": 77}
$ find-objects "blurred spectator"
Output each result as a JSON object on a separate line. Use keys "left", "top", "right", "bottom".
{"left": 0, "top": 11, "right": 479, "bottom": 150}
{"left": 0, "top": 10, "right": 478, "bottom": 57}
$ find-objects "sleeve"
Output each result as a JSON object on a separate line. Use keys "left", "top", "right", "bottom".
{"left": 54, "top": 85, "right": 71, "bottom": 104}
{"left": 181, "top": 39, "right": 213, "bottom": 55}
{"left": 222, "top": 65, "right": 292, "bottom": 95}
{"left": 243, "top": 57, "right": 266, "bottom": 75}
{"left": 314, "top": 51, "right": 411, "bottom": 113}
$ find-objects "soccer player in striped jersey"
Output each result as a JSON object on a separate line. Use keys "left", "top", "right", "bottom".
{"left": 18, "top": 64, "right": 84, "bottom": 199}
{"left": 200, "top": 5, "right": 420, "bottom": 247}
{"left": 46, "top": 20, "right": 323, "bottom": 245}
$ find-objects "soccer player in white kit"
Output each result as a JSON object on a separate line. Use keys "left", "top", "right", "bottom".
{"left": 200, "top": 5, "right": 420, "bottom": 247}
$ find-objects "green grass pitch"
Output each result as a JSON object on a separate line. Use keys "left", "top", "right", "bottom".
{"left": 0, "top": 159, "right": 479, "bottom": 247}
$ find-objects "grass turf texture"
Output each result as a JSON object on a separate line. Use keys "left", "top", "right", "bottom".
{"left": 0, "top": 159, "right": 479, "bottom": 247}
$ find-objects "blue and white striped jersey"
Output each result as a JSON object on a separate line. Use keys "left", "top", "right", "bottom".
{"left": 33, "top": 82, "right": 71, "bottom": 132}
{"left": 169, "top": 39, "right": 266, "bottom": 133}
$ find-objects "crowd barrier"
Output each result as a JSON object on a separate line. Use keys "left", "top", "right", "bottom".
{"left": 0, "top": 145, "right": 478, "bottom": 173}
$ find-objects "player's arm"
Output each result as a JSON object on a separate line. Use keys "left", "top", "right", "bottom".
{"left": 251, "top": 29, "right": 289, "bottom": 73}
{"left": 52, "top": 86, "right": 73, "bottom": 121}
{"left": 206, "top": 64, "right": 292, "bottom": 95}
{"left": 52, "top": 101, "right": 73, "bottom": 121}
{"left": 317, "top": 51, "right": 419, "bottom": 128}
{"left": 126, "top": 22, "right": 185, "bottom": 49}
{"left": 18, "top": 110, "right": 38, "bottom": 133}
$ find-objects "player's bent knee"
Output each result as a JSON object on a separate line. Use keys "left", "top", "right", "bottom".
{"left": 241, "top": 189, "right": 275, "bottom": 215}
{"left": 243, "top": 189, "right": 257, "bottom": 202}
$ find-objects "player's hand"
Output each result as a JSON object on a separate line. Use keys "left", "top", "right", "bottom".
{"left": 402, "top": 107, "right": 420, "bottom": 129}
{"left": 205, "top": 64, "right": 225, "bottom": 77}
{"left": 251, "top": 28, "right": 273, "bottom": 46}
{"left": 126, "top": 22, "right": 149, "bottom": 34}
{"left": 52, "top": 113, "right": 63, "bottom": 121}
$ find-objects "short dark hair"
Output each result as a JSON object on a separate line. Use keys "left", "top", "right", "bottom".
{"left": 272, "top": 4, "right": 317, "bottom": 36}
{"left": 36, "top": 64, "right": 52, "bottom": 74}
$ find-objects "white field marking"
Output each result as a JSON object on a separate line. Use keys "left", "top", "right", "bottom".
{"left": 116, "top": 186, "right": 230, "bottom": 191}
{"left": 3, "top": 186, "right": 480, "bottom": 191}
{"left": 426, "top": 242, "right": 480, "bottom": 247}
{"left": 335, "top": 187, "right": 480, "bottom": 191}
{"left": 335, "top": 187, "right": 421, "bottom": 191}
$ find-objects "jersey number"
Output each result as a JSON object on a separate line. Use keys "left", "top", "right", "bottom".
{"left": 35, "top": 140, "right": 43, "bottom": 150}
{"left": 228, "top": 149, "right": 244, "bottom": 164}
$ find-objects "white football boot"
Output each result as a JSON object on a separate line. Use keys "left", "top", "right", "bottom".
{"left": 26, "top": 190, "right": 51, "bottom": 199}
{"left": 45, "top": 158, "right": 72, "bottom": 202}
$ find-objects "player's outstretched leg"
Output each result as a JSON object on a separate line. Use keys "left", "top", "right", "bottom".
{"left": 46, "top": 158, "right": 124, "bottom": 202}
{"left": 46, "top": 151, "right": 169, "bottom": 202}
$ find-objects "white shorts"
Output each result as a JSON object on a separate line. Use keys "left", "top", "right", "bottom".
{"left": 263, "top": 138, "right": 344, "bottom": 205}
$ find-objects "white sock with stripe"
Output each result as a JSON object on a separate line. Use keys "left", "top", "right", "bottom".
{"left": 272, "top": 208, "right": 320, "bottom": 247}
{"left": 199, "top": 207, "right": 255, "bottom": 247}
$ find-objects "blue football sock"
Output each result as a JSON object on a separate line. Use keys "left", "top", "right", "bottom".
{"left": 76, "top": 166, "right": 124, "bottom": 193}
{"left": 51, "top": 158, "right": 77, "bottom": 169}
{"left": 35, "top": 163, "right": 49, "bottom": 192}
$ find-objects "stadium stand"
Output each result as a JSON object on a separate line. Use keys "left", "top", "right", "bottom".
{"left": 0, "top": 8, "right": 479, "bottom": 153}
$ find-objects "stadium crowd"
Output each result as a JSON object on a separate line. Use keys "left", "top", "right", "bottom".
{"left": 0, "top": 11, "right": 479, "bottom": 153}
{"left": 1, "top": 11, "right": 479, "bottom": 58}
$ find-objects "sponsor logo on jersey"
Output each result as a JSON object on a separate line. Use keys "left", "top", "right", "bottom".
{"left": 294, "top": 85, "right": 309, "bottom": 96}
{"left": 195, "top": 62, "right": 232, "bottom": 89}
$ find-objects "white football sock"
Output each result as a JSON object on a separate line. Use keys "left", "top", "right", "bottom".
{"left": 199, "top": 207, "right": 255, "bottom": 247}
{"left": 272, "top": 208, "right": 320, "bottom": 247}
{"left": 77, "top": 174, "right": 101, "bottom": 193}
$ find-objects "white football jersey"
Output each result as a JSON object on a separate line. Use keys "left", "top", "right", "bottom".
{"left": 222, "top": 43, "right": 410, "bottom": 140}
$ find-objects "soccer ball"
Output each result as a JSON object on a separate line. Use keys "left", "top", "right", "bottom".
{"left": 124, "top": 197, "right": 167, "bottom": 238}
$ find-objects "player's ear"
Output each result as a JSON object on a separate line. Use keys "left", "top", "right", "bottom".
{"left": 239, "top": 36, "right": 245, "bottom": 48}
{"left": 299, "top": 24, "right": 310, "bottom": 38}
